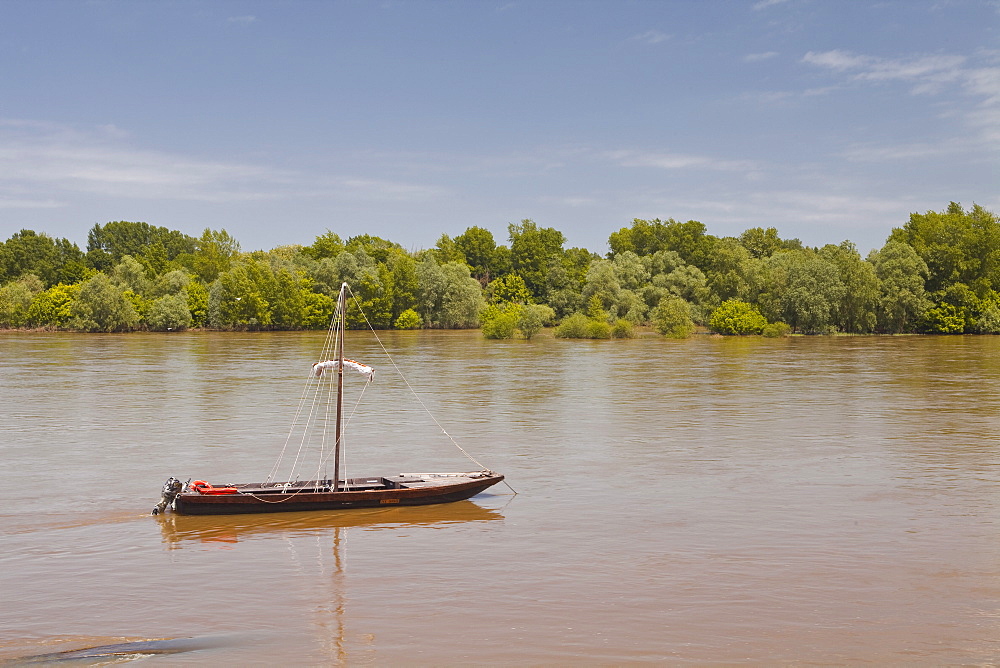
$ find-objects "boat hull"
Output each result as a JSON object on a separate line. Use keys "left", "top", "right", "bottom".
{"left": 172, "top": 473, "right": 504, "bottom": 515}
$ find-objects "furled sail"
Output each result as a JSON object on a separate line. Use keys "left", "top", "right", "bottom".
{"left": 312, "top": 359, "right": 375, "bottom": 381}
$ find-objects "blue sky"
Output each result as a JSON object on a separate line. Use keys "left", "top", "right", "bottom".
{"left": 2, "top": 0, "right": 998, "bottom": 255}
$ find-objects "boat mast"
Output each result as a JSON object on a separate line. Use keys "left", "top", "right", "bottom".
{"left": 333, "top": 282, "right": 346, "bottom": 492}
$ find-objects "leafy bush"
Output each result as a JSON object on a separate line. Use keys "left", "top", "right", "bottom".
{"left": 554, "top": 313, "right": 590, "bottom": 338}
{"left": 709, "top": 299, "right": 767, "bottom": 335}
{"left": 611, "top": 318, "right": 634, "bottom": 338}
{"left": 586, "top": 319, "right": 612, "bottom": 339}
{"left": 921, "top": 302, "right": 965, "bottom": 333}
{"left": 651, "top": 296, "right": 694, "bottom": 339}
{"left": 555, "top": 311, "right": 617, "bottom": 339}
{"left": 518, "top": 303, "right": 555, "bottom": 339}
{"left": 394, "top": 308, "right": 422, "bottom": 330}
{"left": 26, "top": 282, "right": 81, "bottom": 328}
{"left": 481, "top": 303, "right": 521, "bottom": 339}
{"left": 761, "top": 321, "right": 792, "bottom": 338}
{"left": 976, "top": 300, "right": 1000, "bottom": 333}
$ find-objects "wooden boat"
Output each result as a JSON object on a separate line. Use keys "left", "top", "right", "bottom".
{"left": 154, "top": 282, "right": 504, "bottom": 516}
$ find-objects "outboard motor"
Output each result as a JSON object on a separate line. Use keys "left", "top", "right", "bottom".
{"left": 152, "top": 477, "right": 184, "bottom": 515}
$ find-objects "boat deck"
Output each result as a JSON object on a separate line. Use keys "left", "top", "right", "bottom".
{"left": 198, "top": 472, "right": 496, "bottom": 495}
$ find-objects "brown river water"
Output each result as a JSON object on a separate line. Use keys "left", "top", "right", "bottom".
{"left": 1, "top": 330, "right": 998, "bottom": 665}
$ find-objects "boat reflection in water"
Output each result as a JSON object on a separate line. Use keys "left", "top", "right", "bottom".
{"left": 156, "top": 500, "right": 505, "bottom": 548}
{"left": 155, "top": 501, "right": 505, "bottom": 664}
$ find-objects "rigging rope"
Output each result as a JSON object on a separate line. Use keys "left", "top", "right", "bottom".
{"left": 261, "top": 282, "right": 514, "bottom": 498}
{"left": 268, "top": 301, "right": 344, "bottom": 484}
{"left": 344, "top": 284, "right": 495, "bottom": 473}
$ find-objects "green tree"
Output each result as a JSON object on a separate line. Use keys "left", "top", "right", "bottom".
{"left": 187, "top": 280, "right": 210, "bottom": 327}
{"left": 508, "top": 219, "right": 566, "bottom": 301}
{"left": 211, "top": 258, "right": 307, "bottom": 329}
{"left": 888, "top": 202, "right": 1000, "bottom": 297}
{"left": 122, "top": 289, "right": 153, "bottom": 322}
{"left": 271, "top": 271, "right": 308, "bottom": 330}
{"left": 738, "top": 227, "right": 783, "bottom": 259}
{"left": 310, "top": 254, "right": 351, "bottom": 297}
{"left": 86, "top": 221, "right": 196, "bottom": 273}
{"left": 608, "top": 218, "right": 712, "bottom": 267}
{"left": 180, "top": 228, "right": 241, "bottom": 283}
{"left": 702, "top": 238, "right": 751, "bottom": 302}
{"left": 0, "top": 275, "right": 44, "bottom": 327}
{"left": 769, "top": 250, "right": 845, "bottom": 334}
{"left": 386, "top": 250, "right": 420, "bottom": 321}
{"left": 438, "top": 262, "right": 484, "bottom": 328}
{"left": 415, "top": 258, "right": 485, "bottom": 328}
{"left": 0, "top": 229, "right": 87, "bottom": 286}
{"left": 110, "top": 255, "right": 151, "bottom": 295}
{"left": 454, "top": 226, "right": 502, "bottom": 284}
{"left": 658, "top": 264, "right": 712, "bottom": 322}
{"left": 486, "top": 274, "right": 531, "bottom": 304}
{"left": 581, "top": 259, "right": 620, "bottom": 315}
{"left": 303, "top": 230, "right": 344, "bottom": 261}
{"left": 151, "top": 269, "right": 192, "bottom": 298}
{"left": 345, "top": 234, "right": 402, "bottom": 265}
{"left": 762, "top": 321, "right": 792, "bottom": 337}
{"left": 651, "top": 296, "right": 695, "bottom": 338}
{"left": 554, "top": 313, "right": 589, "bottom": 338}
{"left": 586, "top": 294, "right": 609, "bottom": 322}
{"left": 737, "top": 226, "right": 802, "bottom": 259}
{"left": 346, "top": 263, "right": 393, "bottom": 329}
{"left": 70, "top": 273, "right": 139, "bottom": 332}
{"left": 147, "top": 293, "right": 193, "bottom": 331}
{"left": 433, "top": 234, "right": 465, "bottom": 264}
{"left": 415, "top": 257, "right": 447, "bottom": 326}
{"left": 869, "top": 241, "right": 931, "bottom": 333}
{"left": 302, "top": 290, "right": 335, "bottom": 329}
{"left": 545, "top": 247, "right": 593, "bottom": 317}
{"left": 820, "top": 241, "right": 878, "bottom": 333}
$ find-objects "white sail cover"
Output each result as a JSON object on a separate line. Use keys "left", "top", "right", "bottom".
{"left": 312, "top": 359, "right": 375, "bottom": 381}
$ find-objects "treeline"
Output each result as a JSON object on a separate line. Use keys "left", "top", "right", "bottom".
{"left": 1, "top": 202, "right": 998, "bottom": 336}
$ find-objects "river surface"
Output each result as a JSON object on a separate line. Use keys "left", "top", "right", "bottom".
{"left": 1, "top": 330, "right": 998, "bottom": 665}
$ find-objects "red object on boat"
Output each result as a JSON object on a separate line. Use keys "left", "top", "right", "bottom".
{"left": 191, "top": 480, "right": 240, "bottom": 495}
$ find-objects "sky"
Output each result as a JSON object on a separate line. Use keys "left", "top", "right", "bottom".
{"left": 1, "top": 0, "right": 998, "bottom": 256}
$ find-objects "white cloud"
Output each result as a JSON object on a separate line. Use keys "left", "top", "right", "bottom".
{"left": 631, "top": 30, "right": 670, "bottom": 45}
{"left": 607, "top": 149, "right": 758, "bottom": 172}
{"left": 0, "top": 195, "right": 62, "bottom": 209}
{"left": 802, "top": 50, "right": 874, "bottom": 72}
{"left": 0, "top": 119, "right": 445, "bottom": 209}
{"left": 802, "top": 49, "right": 1000, "bottom": 151}
{"left": 539, "top": 195, "right": 600, "bottom": 208}
{"left": 335, "top": 178, "right": 448, "bottom": 201}
{"left": 838, "top": 141, "right": 964, "bottom": 162}
{"left": 753, "top": 0, "right": 793, "bottom": 10}
{"left": 963, "top": 66, "right": 1000, "bottom": 105}
{"left": 744, "top": 51, "right": 779, "bottom": 63}
{"left": 802, "top": 50, "right": 966, "bottom": 86}
{"left": 227, "top": 15, "right": 256, "bottom": 25}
